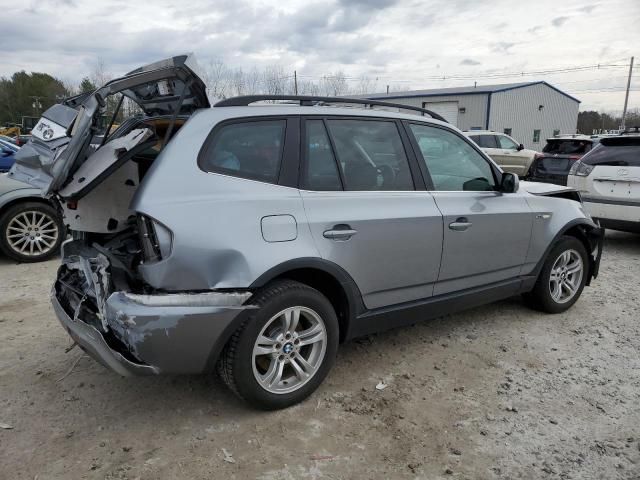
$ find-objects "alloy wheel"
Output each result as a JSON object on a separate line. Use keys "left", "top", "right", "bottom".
{"left": 252, "top": 306, "right": 327, "bottom": 394}
{"left": 549, "top": 249, "right": 583, "bottom": 304}
{"left": 5, "top": 210, "right": 60, "bottom": 258}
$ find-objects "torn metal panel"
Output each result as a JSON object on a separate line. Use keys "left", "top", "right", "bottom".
{"left": 104, "top": 292, "right": 251, "bottom": 373}
{"left": 58, "top": 128, "right": 154, "bottom": 199}
{"left": 121, "top": 291, "right": 253, "bottom": 308}
{"left": 60, "top": 160, "right": 140, "bottom": 233}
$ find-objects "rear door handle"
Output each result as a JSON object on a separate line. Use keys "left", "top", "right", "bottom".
{"left": 449, "top": 217, "right": 472, "bottom": 231}
{"left": 323, "top": 225, "right": 358, "bottom": 240}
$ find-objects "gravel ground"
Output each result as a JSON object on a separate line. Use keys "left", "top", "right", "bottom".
{"left": 1, "top": 230, "right": 639, "bottom": 480}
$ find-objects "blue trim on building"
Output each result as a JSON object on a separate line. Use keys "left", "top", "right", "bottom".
{"left": 490, "top": 81, "right": 581, "bottom": 103}
{"left": 485, "top": 93, "right": 492, "bottom": 129}
{"left": 368, "top": 90, "right": 493, "bottom": 100}
{"left": 364, "top": 81, "right": 580, "bottom": 104}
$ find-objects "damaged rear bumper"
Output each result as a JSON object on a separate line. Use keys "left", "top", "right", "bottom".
{"left": 53, "top": 275, "right": 254, "bottom": 376}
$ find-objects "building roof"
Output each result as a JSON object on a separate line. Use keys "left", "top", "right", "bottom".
{"left": 360, "top": 81, "right": 580, "bottom": 103}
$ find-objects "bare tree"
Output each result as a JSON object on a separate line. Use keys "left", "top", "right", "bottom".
{"left": 321, "top": 72, "right": 348, "bottom": 96}
{"left": 89, "top": 57, "right": 111, "bottom": 87}
{"left": 202, "top": 59, "right": 230, "bottom": 100}
{"left": 263, "top": 65, "right": 289, "bottom": 95}
{"left": 353, "top": 75, "right": 378, "bottom": 95}
{"left": 230, "top": 68, "right": 247, "bottom": 96}
{"left": 244, "top": 67, "right": 262, "bottom": 94}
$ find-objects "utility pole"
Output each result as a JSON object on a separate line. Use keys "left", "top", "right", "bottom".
{"left": 30, "top": 96, "right": 43, "bottom": 115}
{"left": 621, "top": 56, "right": 634, "bottom": 131}
{"left": 294, "top": 70, "right": 298, "bottom": 95}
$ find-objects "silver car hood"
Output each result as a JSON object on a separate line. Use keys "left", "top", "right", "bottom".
{"left": 519, "top": 180, "right": 577, "bottom": 196}
{"left": 8, "top": 54, "right": 209, "bottom": 197}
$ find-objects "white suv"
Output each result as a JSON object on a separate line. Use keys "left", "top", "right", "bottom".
{"left": 465, "top": 131, "right": 538, "bottom": 177}
{"left": 568, "top": 132, "right": 640, "bottom": 233}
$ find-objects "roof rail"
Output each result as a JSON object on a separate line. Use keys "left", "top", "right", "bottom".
{"left": 213, "top": 95, "right": 448, "bottom": 123}
{"left": 621, "top": 126, "right": 640, "bottom": 135}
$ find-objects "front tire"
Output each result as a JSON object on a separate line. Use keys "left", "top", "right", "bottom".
{"left": 524, "top": 236, "right": 588, "bottom": 313}
{"left": 217, "top": 280, "right": 339, "bottom": 410}
{"left": 0, "top": 202, "right": 63, "bottom": 263}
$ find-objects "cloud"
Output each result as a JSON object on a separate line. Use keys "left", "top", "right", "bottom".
{"left": 578, "top": 4, "right": 598, "bottom": 13}
{"left": 491, "top": 42, "right": 516, "bottom": 54}
{"left": 551, "top": 16, "right": 570, "bottom": 27}
{"left": 0, "top": 0, "right": 638, "bottom": 111}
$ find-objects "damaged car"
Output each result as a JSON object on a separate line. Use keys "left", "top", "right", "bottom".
{"left": 10, "top": 54, "right": 603, "bottom": 410}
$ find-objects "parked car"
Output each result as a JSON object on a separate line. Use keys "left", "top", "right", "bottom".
{"left": 0, "top": 139, "right": 19, "bottom": 172}
{"left": 14, "top": 134, "right": 32, "bottom": 147}
{"left": 10, "top": 55, "right": 603, "bottom": 410}
{"left": 464, "top": 131, "right": 538, "bottom": 177}
{"left": 527, "top": 135, "right": 596, "bottom": 186}
{"left": 0, "top": 174, "right": 64, "bottom": 262}
{"left": 0, "top": 134, "right": 18, "bottom": 145}
{"left": 568, "top": 133, "right": 640, "bottom": 233}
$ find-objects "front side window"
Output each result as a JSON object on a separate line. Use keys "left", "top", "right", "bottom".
{"left": 200, "top": 120, "right": 285, "bottom": 183}
{"left": 325, "top": 119, "right": 414, "bottom": 191}
{"left": 533, "top": 129, "right": 541, "bottom": 143}
{"left": 497, "top": 135, "right": 519, "bottom": 150}
{"left": 410, "top": 123, "right": 496, "bottom": 192}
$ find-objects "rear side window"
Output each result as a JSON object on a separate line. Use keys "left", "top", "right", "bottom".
{"left": 303, "top": 120, "right": 341, "bottom": 191}
{"left": 325, "top": 119, "right": 414, "bottom": 191}
{"left": 469, "top": 135, "right": 498, "bottom": 148}
{"left": 200, "top": 120, "right": 285, "bottom": 183}
{"left": 543, "top": 139, "right": 592, "bottom": 154}
{"left": 582, "top": 140, "right": 640, "bottom": 166}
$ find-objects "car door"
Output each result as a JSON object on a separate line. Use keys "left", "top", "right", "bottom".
{"left": 0, "top": 141, "right": 17, "bottom": 172}
{"left": 299, "top": 117, "right": 443, "bottom": 310}
{"left": 495, "top": 134, "right": 529, "bottom": 176}
{"left": 469, "top": 134, "right": 500, "bottom": 165}
{"left": 406, "top": 122, "right": 533, "bottom": 296}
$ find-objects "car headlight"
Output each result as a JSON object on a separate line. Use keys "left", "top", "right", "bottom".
{"left": 568, "top": 160, "right": 593, "bottom": 177}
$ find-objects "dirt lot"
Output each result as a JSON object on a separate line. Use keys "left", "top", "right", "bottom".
{"left": 1, "top": 231, "right": 639, "bottom": 480}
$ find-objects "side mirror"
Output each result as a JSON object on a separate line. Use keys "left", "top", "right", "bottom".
{"left": 1, "top": 148, "right": 12, "bottom": 157}
{"left": 500, "top": 172, "right": 519, "bottom": 193}
{"left": 517, "top": 144, "right": 524, "bottom": 151}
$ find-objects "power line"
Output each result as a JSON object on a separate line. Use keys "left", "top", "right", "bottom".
{"left": 296, "top": 59, "right": 631, "bottom": 83}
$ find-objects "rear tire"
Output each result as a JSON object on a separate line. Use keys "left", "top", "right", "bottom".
{"left": 523, "top": 236, "right": 588, "bottom": 313}
{"left": 0, "top": 201, "right": 63, "bottom": 263}
{"left": 217, "top": 280, "right": 339, "bottom": 410}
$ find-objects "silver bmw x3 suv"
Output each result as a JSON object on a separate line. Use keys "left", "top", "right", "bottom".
{"left": 10, "top": 55, "right": 603, "bottom": 409}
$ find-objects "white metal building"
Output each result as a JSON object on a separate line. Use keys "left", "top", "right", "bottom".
{"left": 361, "top": 81, "right": 580, "bottom": 150}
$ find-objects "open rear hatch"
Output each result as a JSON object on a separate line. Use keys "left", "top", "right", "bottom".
{"left": 8, "top": 54, "right": 209, "bottom": 199}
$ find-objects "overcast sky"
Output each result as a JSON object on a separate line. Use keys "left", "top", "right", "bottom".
{"left": 2, "top": 0, "right": 638, "bottom": 111}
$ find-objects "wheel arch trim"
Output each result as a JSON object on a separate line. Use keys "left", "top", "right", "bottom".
{"left": 203, "top": 258, "right": 364, "bottom": 373}
{"left": 532, "top": 218, "right": 603, "bottom": 286}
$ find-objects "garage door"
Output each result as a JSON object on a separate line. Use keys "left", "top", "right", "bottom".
{"left": 423, "top": 101, "right": 459, "bottom": 126}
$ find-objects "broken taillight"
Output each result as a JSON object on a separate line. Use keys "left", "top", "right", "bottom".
{"left": 137, "top": 215, "right": 172, "bottom": 263}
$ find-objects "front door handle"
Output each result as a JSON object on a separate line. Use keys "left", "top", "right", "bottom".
{"left": 449, "top": 217, "right": 472, "bottom": 231}
{"left": 323, "top": 225, "right": 358, "bottom": 240}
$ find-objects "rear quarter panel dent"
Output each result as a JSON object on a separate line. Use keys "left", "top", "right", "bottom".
{"left": 132, "top": 113, "right": 320, "bottom": 290}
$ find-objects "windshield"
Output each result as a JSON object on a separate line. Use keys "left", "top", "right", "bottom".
{"left": 543, "top": 139, "right": 592, "bottom": 154}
